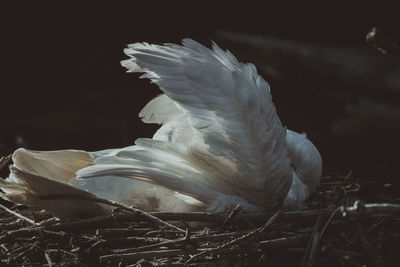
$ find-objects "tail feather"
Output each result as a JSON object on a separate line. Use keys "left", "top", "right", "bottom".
{"left": 1, "top": 146, "right": 209, "bottom": 217}
{"left": 12, "top": 148, "right": 93, "bottom": 183}
{"left": 0, "top": 166, "right": 110, "bottom": 219}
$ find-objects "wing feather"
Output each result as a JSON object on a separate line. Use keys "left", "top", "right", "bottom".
{"left": 122, "top": 39, "right": 292, "bottom": 207}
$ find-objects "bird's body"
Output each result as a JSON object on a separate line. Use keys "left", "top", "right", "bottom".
{"left": 0, "top": 39, "right": 322, "bottom": 219}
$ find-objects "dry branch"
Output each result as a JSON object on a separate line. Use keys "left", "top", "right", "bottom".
{"left": 0, "top": 204, "right": 39, "bottom": 226}
{"left": 340, "top": 202, "right": 400, "bottom": 218}
{"left": 40, "top": 193, "right": 186, "bottom": 233}
{"left": 186, "top": 210, "right": 281, "bottom": 263}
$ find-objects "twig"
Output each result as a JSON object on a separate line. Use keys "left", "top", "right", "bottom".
{"left": 0, "top": 203, "right": 39, "bottom": 226}
{"left": 220, "top": 204, "right": 241, "bottom": 229}
{"left": 300, "top": 213, "right": 323, "bottom": 267}
{"left": 259, "top": 234, "right": 309, "bottom": 248}
{"left": 0, "top": 223, "right": 95, "bottom": 243}
{"left": 340, "top": 202, "right": 400, "bottom": 218}
{"left": 367, "top": 217, "right": 388, "bottom": 233}
{"left": 366, "top": 27, "right": 400, "bottom": 61}
{"left": 112, "top": 231, "right": 247, "bottom": 254}
{"left": 40, "top": 194, "right": 185, "bottom": 233}
{"left": 44, "top": 251, "right": 54, "bottom": 267}
{"left": 13, "top": 244, "right": 36, "bottom": 260}
{"left": 353, "top": 222, "right": 386, "bottom": 267}
{"left": 182, "top": 221, "right": 190, "bottom": 240}
{"left": 307, "top": 214, "right": 323, "bottom": 267}
{"left": 151, "top": 209, "right": 329, "bottom": 224}
{"left": 185, "top": 210, "right": 281, "bottom": 263}
{"left": 100, "top": 248, "right": 197, "bottom": 263}
{"left": 91, "top": 236, "right": 169, "bottom": 249}
{"left": 44, "top": 211, "right": 136, "bottom": 231}
{"left": 320, "top": 207, "right": 340, "bottom": 239}
{"left": 96, "top": 228, "right": 140, "bottom": 237}
{"left": 144, "top": 229, "right": 183, "bottom": 237}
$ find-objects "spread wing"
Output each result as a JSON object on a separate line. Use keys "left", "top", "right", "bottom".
{"left": 120, "top": 39, "right": 293, "bottom": 207}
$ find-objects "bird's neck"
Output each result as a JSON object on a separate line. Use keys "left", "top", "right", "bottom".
{"left": 283, "top": 171, "right": 309, "bottom": 208}
{"left": 285, "top": 129, "right": 322, "bottom": 192}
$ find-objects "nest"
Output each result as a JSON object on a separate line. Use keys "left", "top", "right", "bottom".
{"left": 0, "top": 174, "right": 399, "bottom": 266}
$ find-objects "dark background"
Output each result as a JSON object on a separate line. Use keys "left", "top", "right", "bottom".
{"left": 2, "top": 1, "right": 400, "bottom": 180}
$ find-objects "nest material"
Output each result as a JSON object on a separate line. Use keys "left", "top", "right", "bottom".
{"left": 0, "top": 173, "right": 399, "bottom": 266}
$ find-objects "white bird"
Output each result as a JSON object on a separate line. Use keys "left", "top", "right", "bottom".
{"left": 0, "top": 39, "right": 322, "bottom": 219}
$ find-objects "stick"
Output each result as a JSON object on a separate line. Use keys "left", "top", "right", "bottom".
{"left": 44, "top": 251, "right": 54, "bottom": 267}
{"left": 40, "top": 194, "right": 186, "bottom": 233}
{"left": 220, "top": 204, "right": 241, "bottom": 229}
{"left": 44, "top": 211, "right": 136, "bottom": 231}
{"left": 340, "top": 202, "right": 400, "bottom": 218}
{"left": 151, "top": 209, "right": 328, "bottom": 224}
{"left": 111, "top": 231, "right": 247, "bottom": 254}
{"left": 307, "top": 214, "right": 323, "bottom": 267}
{"left": 259, "top": 234, "right": 309, "bottom": 248}
{"left": 91, "top": 236, "right": 169, "bottom": 249}
{"left": 354, "top": 222, "right": 386, "bottom": 267}
{"left": 0, "top": 203, "right": 39, "bottom": 226}
{"left": 300, "top": 213, "right": 323, "bottom": 267}
{"left": 320, "top": 207, "right": 340, "bottom": 239}
{"left": 0, "top": 222, "right": 97, "bottom": 243}
{"left": 100, "top": 248, "right": 197, "bottom": 263}
{"left": 185, "top": 210, "right": 281, "bottom": 263}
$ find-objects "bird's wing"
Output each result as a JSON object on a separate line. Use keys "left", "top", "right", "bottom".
{"left": 139, "top": 94, "right": 194, "bottom": 144}
{"left": 121, "top": 39, "right": 293, "bottom": 207}
{"left": 77, "top": 138, "right": 234, "bottom": 205}
{"left": 78, "top": 139, "right": 262, "bottom": 212}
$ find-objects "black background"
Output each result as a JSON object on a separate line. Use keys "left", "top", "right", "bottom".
{"left": 2, "top": 1, "right": 400, "bottom": 180}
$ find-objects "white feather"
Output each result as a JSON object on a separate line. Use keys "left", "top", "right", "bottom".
{"left": 0, "top": 39, "right": 322, "bottom": 218}
{"left": 122, "top": 39, "right": 293, "bottom": 207}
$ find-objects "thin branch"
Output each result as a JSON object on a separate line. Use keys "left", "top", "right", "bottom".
{"left": 40, "top": 194, "right": 185, "bottom": 233}
{"left": 91, "top": 236, "right": 169, "bottom": 249}
{"left": 0, "top": 203, "right": 39, "bottom": 226}
{"left": 258, "top": 234, "right": 309, "bottom": 248}
{"left": 320, "top": 207, "right": 340, "bottom": 239}
{"left": 354, "top": 222, "right": 386, "bottom": 267}
{"left": 307, "top": 214, "right": 323, "bottom": 267}
{"left": 300, "top": 214, "right": 322, "bottom": 267}
{"left": 186, "top": 210, "right": 281, "bottom": 263}
{"left": 151, "top": 209, "right": 329, "bottom": 224}
{"left": 100, "top": 248, "right": 197, "bottom": 263}
{"left": 340, "top": 202, "right": 400, "bottom": 218}
{"left": 111, "top": 231, "right": 247, "bottom": 254}
{"left": 44, "top": 211, "right": 137, "bottom": 231}
{"left": 44, "top": 251, "right": 54, "bottom": 267}
{"left": 220, "top": 204, "right": 241, "bottom": 229}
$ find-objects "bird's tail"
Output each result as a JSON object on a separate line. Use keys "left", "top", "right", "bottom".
{"left": 0, "top": 149, "right": 111, "bottom": 219}
{"left": 0, "top": 144, "right": 210, "bottom": 218}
